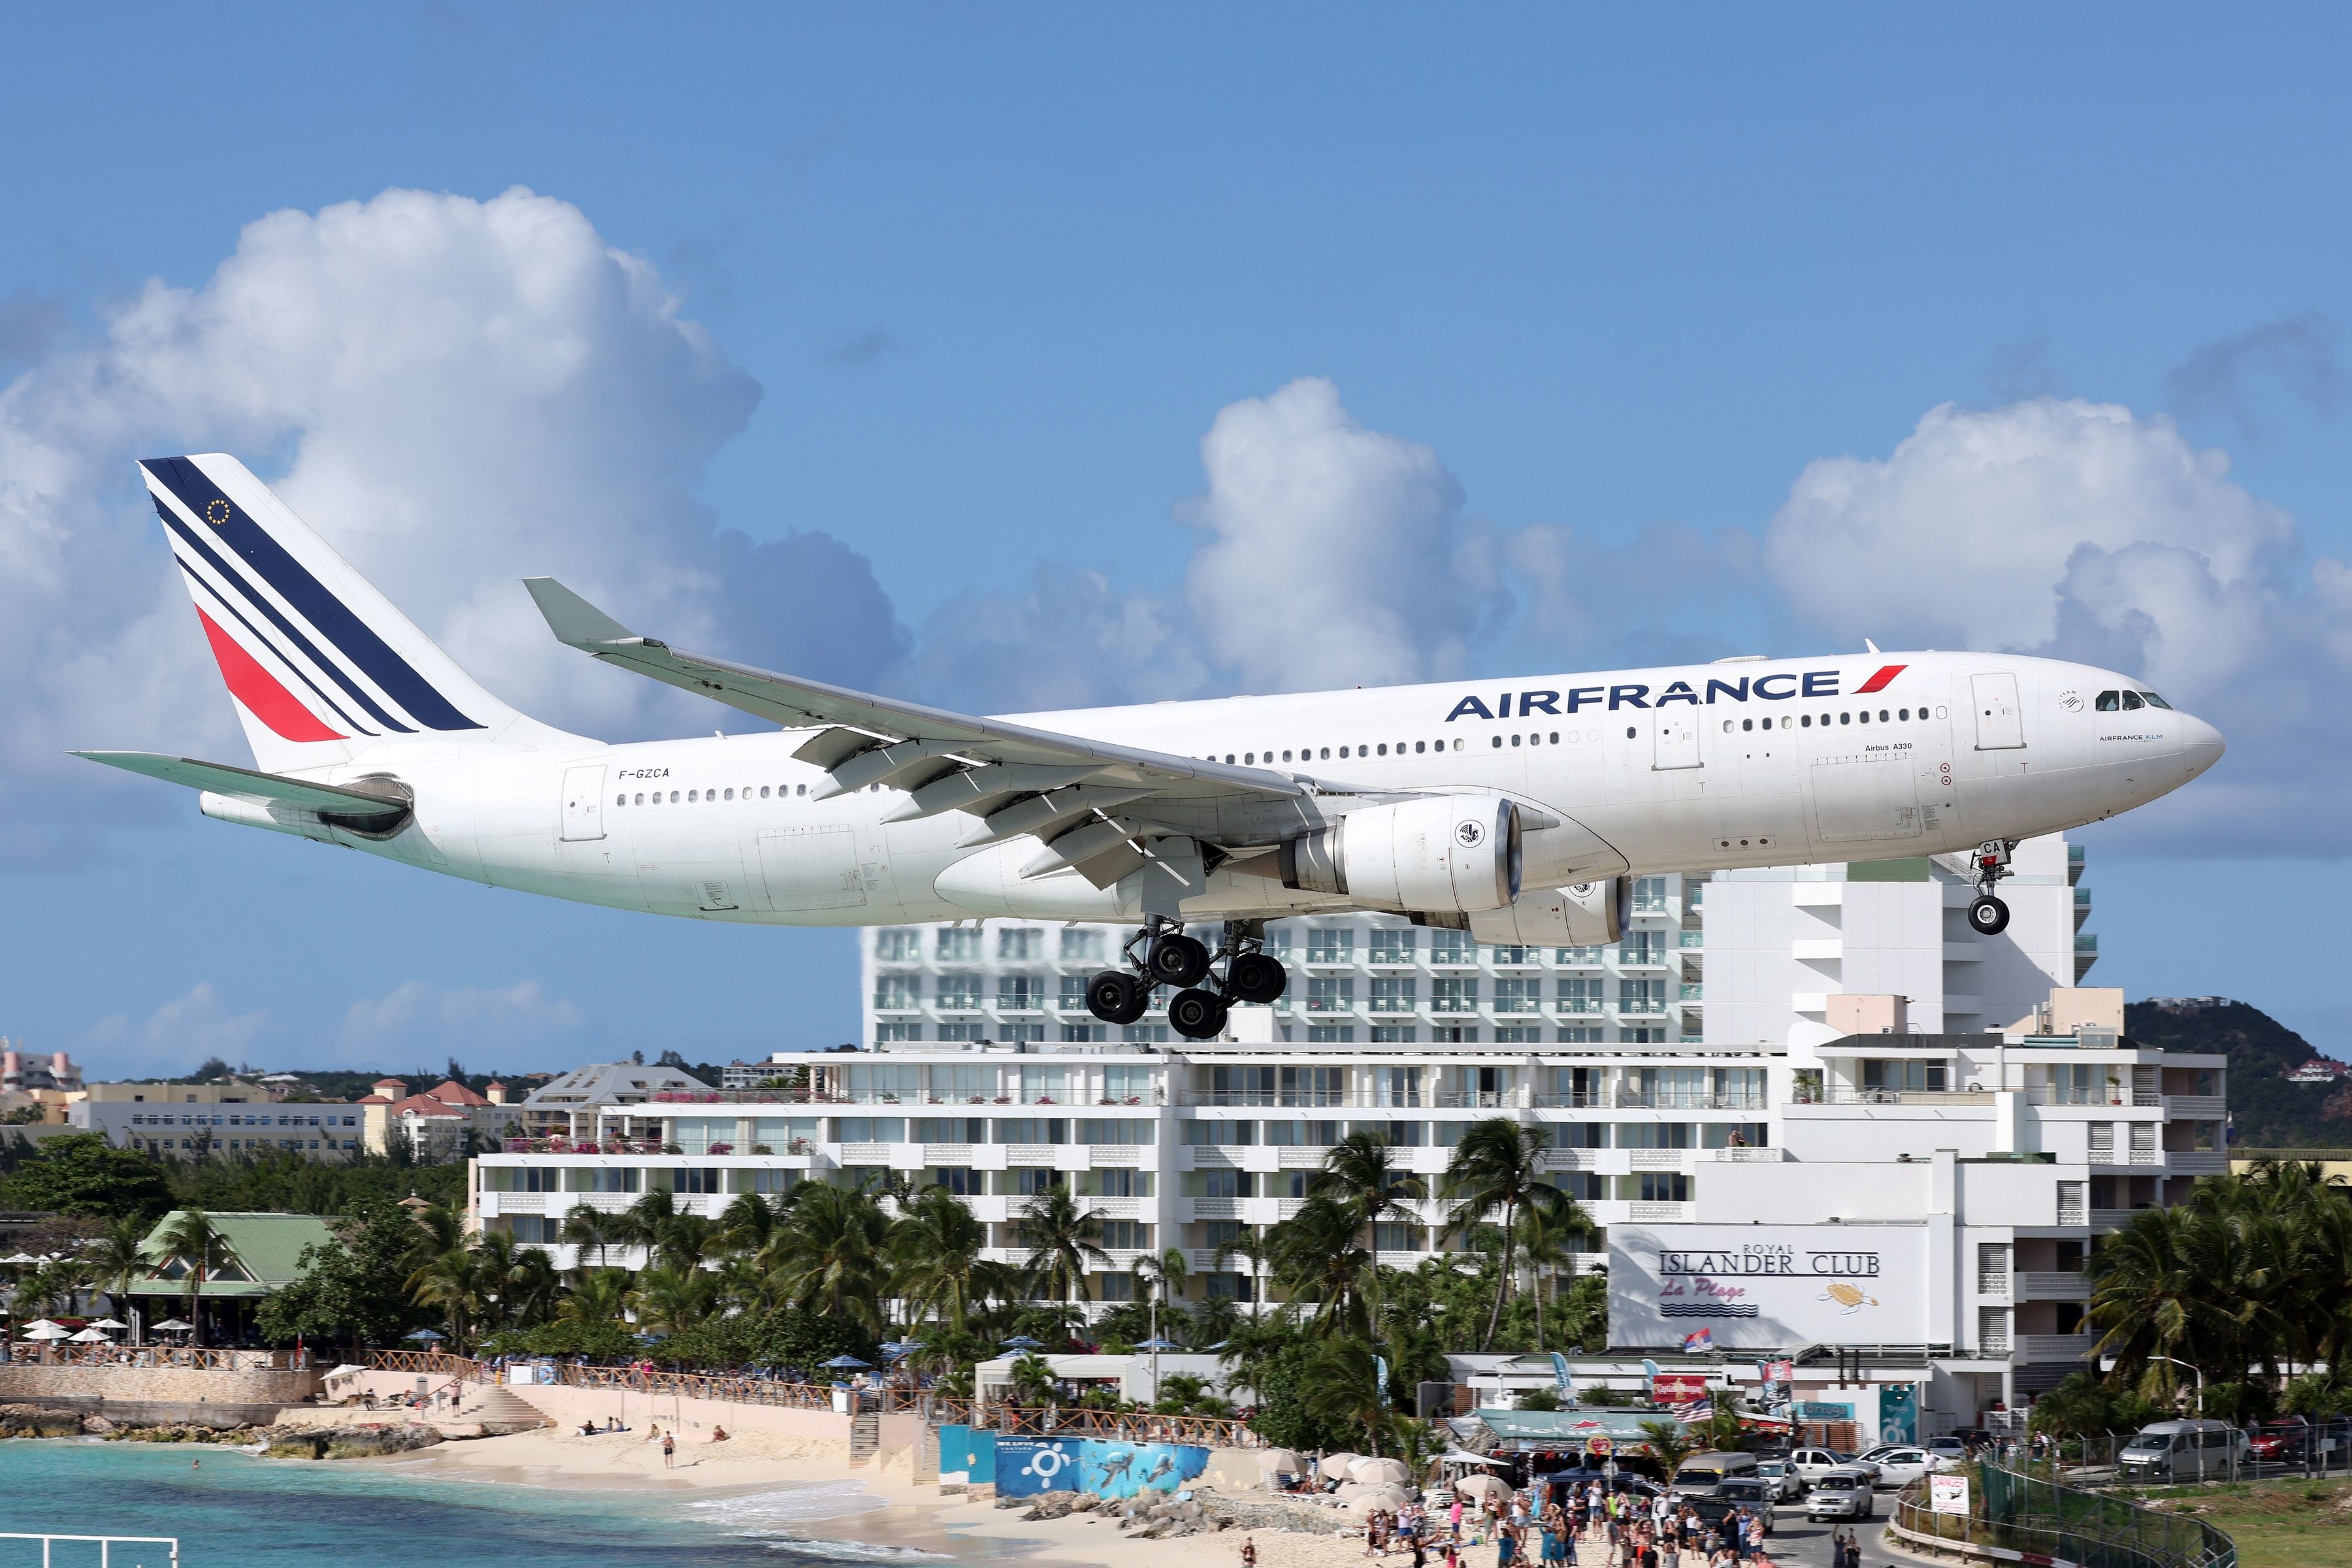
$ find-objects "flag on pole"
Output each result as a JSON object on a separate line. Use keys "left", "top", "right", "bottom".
{"left": 1680, "top": 1328, "right": 1714, "bottom": 1352}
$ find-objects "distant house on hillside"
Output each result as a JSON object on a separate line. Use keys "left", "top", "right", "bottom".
{"left": 2287, "top": 1060, "right": 2347, "bottom": 1085}
{"left": 354, "top": 1077, "right": 523, "bottom": 1157}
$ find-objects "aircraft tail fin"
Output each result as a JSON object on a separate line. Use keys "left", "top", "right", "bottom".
{"left": 138, "top": 455, "right": 548, "bottom": 772}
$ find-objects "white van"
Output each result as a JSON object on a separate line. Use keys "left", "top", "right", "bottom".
{"left": 1671, "top": 1451, "right": 1761, "bottom": 1499}
{"left": 2117, "top": 1420, "right": 2251, "bottom": 1482}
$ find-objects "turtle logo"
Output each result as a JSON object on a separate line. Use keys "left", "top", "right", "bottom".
{"left": 204, "top": 498, "right": 233, "bottom": 528}
{"left": 1455, "top": 820, "right": 1485, "bottom": 848}
{"left": 1818, "top": 1281, "right": 1880, "bottom": 1315}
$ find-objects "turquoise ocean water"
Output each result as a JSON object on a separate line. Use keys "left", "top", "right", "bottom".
{"left": 0, "top": 1441, "right": 958, "bottom": 1568}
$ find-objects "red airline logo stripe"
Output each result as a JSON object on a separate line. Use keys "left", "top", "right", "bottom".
{"left": 1855, "top": 664, "right": 1907, "bottom": 694}
{"left": 195, "top": 607, "right": 345, "bottom": 743}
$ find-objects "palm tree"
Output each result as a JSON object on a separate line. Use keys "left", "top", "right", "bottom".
{"left": 1302, "top": 1335, "right": 1394, "bottom": 1455}
{"left": 84, "top": 1217, "right": 150, "bottom": 1315}
{"left": 2085, "top": 1205, "right": 2208, "bottom": 1401}
{"left": 1312, "top": 1130, "right": 1426, "bottom": 1241}
{"left": 769, "top": 1182, "right": 890, "bottom": 1328}
{"left": 1133, "top": 1246, "right": 1190, "bottom": 1403}
{"left": 1514, "top": 1198, "right": 1593, "bottom": 1352}
{"left": 1267, "top": 1195, "right": 1376, "bottom": 1335}
{"left": 1639, "top": 1418, "right": 1695, "bottom": 1477}
{"left": 557, "top": 1204, "right": 612, "bottom": 1272}
{"left": 629, "top": 1262, "right": 720, "bottom": 1335}
{"left": 1017, "top": 1185, "right": 1109, "bottom": 1305}
{"left": 557, "top": 1267, "right": 630, "bottom": 1325}
{"left": 890, "top": 1185, "right": 1000, "bottom": 1330}
{"left": 148, "top": 1210, "right": 231, "bottom": 1348}
{"left": 1211, "top": 1224, "right": 1277, "bottom": 1319}
{"left": 1214, "top": 1306, "right": 1299, "bottom": 1409}
{"left": 408, "top": 1241, "right": 482, "bottom": 1350}
{"left": 1443, "top": 1118, "right": 1571, "bottom": 1350}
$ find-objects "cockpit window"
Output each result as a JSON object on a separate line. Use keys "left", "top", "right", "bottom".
{"left": 2121, "top": 691, "right": 2144, "bottom": 710}
{"left": 2138, "top": 691, "right": 2172, "bottom": 710}
{"left": 2096, "top": 691, "right": 2119, "bottom": 711}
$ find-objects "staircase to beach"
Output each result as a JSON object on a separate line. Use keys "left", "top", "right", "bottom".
{"left": 849, "top": 1410, "right": 879, "bottom": 1467}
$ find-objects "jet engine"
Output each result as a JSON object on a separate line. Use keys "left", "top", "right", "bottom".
{"left": 1273, "top": 796, "right": 1522, "bottom": 913}
{"left": 1452, "top": 877, "right": 1631, "bottom": 947}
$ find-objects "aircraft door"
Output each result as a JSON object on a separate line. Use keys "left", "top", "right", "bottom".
{"left": 1970, "top": 673, "right": 2025, "bottom": 751}
{"left": 559, "top": 764, "right": 606, "bottom": 841}
{"left": 1653, "top": 710, "right": 1701, "bottom": 770}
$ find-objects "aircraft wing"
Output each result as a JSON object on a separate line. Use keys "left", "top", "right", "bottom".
{"left": 74, "top": 751, "right": 411, "bottom": 821}
{"left": 526, "top": 578, "right": 1311, "bottom": 885}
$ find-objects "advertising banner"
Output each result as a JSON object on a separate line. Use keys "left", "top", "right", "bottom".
{"left": 994, "top": 1437, "right": 1209, "bottom": 1498}
{"left": 939, "top": 1425, "right": 996, "bottom": 1488}
{"left": 1608, "top": 1224, "right": 1930, "bottom": 1349}
{"left": 1931, "top": 1475, "right": 1970, "bottom": 1517}
{"left": 1878, "top": 1384, "right": 1919, "bottom": 1445}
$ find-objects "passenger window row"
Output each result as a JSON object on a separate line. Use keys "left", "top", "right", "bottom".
{"left": 614, "top": 783, "right": 813, "bottom": 807}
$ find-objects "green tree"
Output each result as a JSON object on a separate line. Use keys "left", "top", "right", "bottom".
{"left": 148, "top": 1209, "right": 231, "bottom": 1347}
{"left": 1302, "top": 1335, "right": 1396, "bottom": 1455}
{"left": 890, "top": 1184, "right": 1005, "bottom": 1330}
{"left": 1639, "top": 1418, "right": 1695, "bottom": 1477}
{"left": 769, "top": 1181, "right": 890, "bottom": 1328}
{"left": 1267, "top": 1194, "right": 1377, "bottom": 1335}
{"left": 257, "top": 1205, "right": 430, "bottom": 1353}
{"left": 1442, "top": 1118, "right": 1572, "bottom": 1350}
{"left": 1, "top": 1135, "right": 174, "bottom": 1222}
{"left": 1017, "top": 1184, "right": 1109, "bottom": 1304}
{"left": 1311, "top": 1130, "right": 1426, "bottom": 1239}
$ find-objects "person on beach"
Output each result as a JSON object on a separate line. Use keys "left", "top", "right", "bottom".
{"left": 662, "top": 1430, "right": 676, "bottom": 1467}
{"left": 1240, "top": 1539, "right": 1257, "bottom": 1568}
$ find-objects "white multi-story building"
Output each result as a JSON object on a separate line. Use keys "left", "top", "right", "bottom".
{"left": 471, "top": 831, "right": 2227, "bottom": 1428}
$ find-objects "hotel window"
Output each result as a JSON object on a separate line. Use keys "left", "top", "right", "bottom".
{"left": 1494, "top": 979, "right": 1541, "bottom": 1014}
{"left": 873, "top": 974, "right": 921, "bottom": 1010}
{"left": 1629, "top": 1171, "right": 1691, "bottom": 1202}
{"left": 1614, "top": 1122, "right": 1696, "bottom": 1148}
{"left": 1103, "top": 1066, "right": 1156, "bottom": 1102}
{"left": 1631, "top": 876, "right": 1671, "bottom": 915}
{"left": 1622, "top": 930, "right": 1666, "bottom": 965}
{"left": 913, "top": 1117, "right": 987, "bottom": 1143}
{"left": 1009, "top": 1168, "right": 1064, "bottom": 1196}
{"left": 1097, "top": 1219, "right": 1149, "bottom": 1250}
{"left": 1018, "top": 1064, "right": 1068, "bottom": 1101}
{"left": 1183, "top": 1119, "right": 1257, "bottom": 1147}
{"left": 1060, "top": 1023, "right": 1106, "bottom": 1044}
{"left": 1184, "top": 1168, "right": 1254, "bottom": 1198}
{"left": 833, "top": 1117, "right": 906, "bottom": 1143}
{"left": 1714, "top": 1068, "right": 1767, "bottom": 1109}
{"left": 1620, "top": 979, "right": 1667, "bottom": 1015}
{"left": 1553, "top": 1171, "right": 1607, "bottom": 1201}
{"left": 1373, "top": 1223, "right": 1424, "bottom": 1252}
{"left": 1076, "top": 1118, "right": 1154, "bottom": 1145}
{"left": 1369, "top": 1024, "right": 1417, "bottom": 1043}
{"left": 875, "top": 1022, "right": 923, "bottom": 1043}
{"left": 1281, "top": 1066, "right": 1344, "bottom": 1107}
{"left": 1369, "top": 928, "right": 1416, "bottom": 964}
{"left": 998, "top": 974, "right": 1046, "bottom": 1010}
{"left": 1371, "top": 1066, "right": 1422, "bottom": 1107}
{"left": 1558, "top": 945, "right": 1603, "bottom": 966}
{"left": 1306, "top": 928, "right": 1354, "bottom": 964}
{"left": 1209, "top": 1065, "right": 1275, "bottom": 1104}
{"left": 998, "top": 927, "right": 1044, "bottom": 961}
{"left": 1060, "top": 928, "right": 1107, "bottom": 962}
{"left": 1058, "top": 973, "right": 1091, "bottom": 1009}
{"left": 1702, "top": 1122, "right": 1769, "bottom": 1149}
{"left": 1088, "top": 1168, "right": 1151, "bottom": 1197}
{"left": 1429, "top": 929, "right": 1474, "bottom": 964}
{"left": 936, "top": 926, "right": 982, "bottom": 962}
{"left": 1094, "top": 1271, "right": 1135, "bottom": 1301}
{"left": 992, "top": 1117, "right": 1071, "bottom": 1145}
{"left": 845, "top": 1064, "right": 920, "bottom": 1101}
{"left": 875, "top": 928, "right": 924, "bottom": 962}
{"left": 1370, "top": 976, "right": 1417, "bottom": 1013}
{"left": 932, "top": 1065, "right": 992, "bottom": 1102}
{"left": 1861, "top": 1058, "right": 1948, "bottom": 1095}
{"left": 1306, "top": 976, "right": 1355, "bottom": 1012}
{"left": 1431, "top": 977, "right": 1477, "bottom": 1013}
{"left": 928, "top": 1167, "right": 981, "bottom": 1196}
{"left": 936, "top": 973, "right": 984, "bottom": 1010}
{"left": 1552, "top": 1120, "right": 1607, "bottom": 1149}
{"left": 1307, "top": 1026, "right": 1356, "bottom": 1043}
{"left": 1262, "top": 1119, "right": 1340, "bottom": 1147}
{"left": 674, "top": 1168, "right": 723, "bottom": 1194}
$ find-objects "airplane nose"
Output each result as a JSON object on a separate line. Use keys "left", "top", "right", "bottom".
{"left": 2182, "top": 713, "right": 2226, "bottom": 779}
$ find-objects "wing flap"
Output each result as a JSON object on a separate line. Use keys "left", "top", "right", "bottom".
{"left": 74, "top": 751, "right": 411, "bottom": 818}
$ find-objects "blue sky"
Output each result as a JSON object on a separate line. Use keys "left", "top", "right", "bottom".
{"left": 3, "top": 5, "right": 2349, "bottom": 1075}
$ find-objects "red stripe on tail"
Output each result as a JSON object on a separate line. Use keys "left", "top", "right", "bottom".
{"left": 195, "top": 607, "right": 345, "bottom": 742}
{"left": 1855, "top": 664, "right": 1907, "bottom": 694}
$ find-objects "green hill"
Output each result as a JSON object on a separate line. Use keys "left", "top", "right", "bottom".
{"left": 2125, "top": 998, "right": 2352, "bottom": 1151}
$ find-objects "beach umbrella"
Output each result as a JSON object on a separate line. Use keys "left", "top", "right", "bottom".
{"left": 404, "top": 1328, "right": 446, "bottom": 1343}
{"left": 1455, "top": 1474, "right": 1512, "bottom": 1501}
{"left": 152, "top": 1318, "right": 193, "bottom": 1331}
{"left": 1333, "top": 1482, "right": 1368, "bottom": 1502}
{"left": 88, "top": 1318, "right": 127, "bottom": 1330}
{"left": 823, "top": 1354, "right": 873, "bottom": 1370}
{"left": 1253, "top": 1448, "right": 1307, "bottom": 1473}
{"left": 1135, "top": 1336, "right": 1183, "bottom": 1351}
{"left": 1354, "top": 1458, "right": 1413, "bottom": 1486}
{"left": 998, "top": 1335, "right": 1044, "bottom": 1350}
{"left": 1316, "top": 1452, "right": 1362, "bottom": 1482}
{"left": 1439, "top": 1450, "right": 1508, "bottom": 1467}
{"left": 67, "top": 1328, "right": 110, "bottom": 1343}
{"left": 20, "top": 1319, "right": 64, "bottom": 1332}
{"left": 3, "top": 1253, "right": 39, "bottom": 1265}
{"left": 22, "top": 1324, "right": 69, "bottom": 1340}
{"left": 881, "top": 1339, "right": 924, "bottom": 1361}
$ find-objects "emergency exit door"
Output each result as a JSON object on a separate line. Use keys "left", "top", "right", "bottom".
{"left": 559, "top": 764, "right": 606, "bottom": 841}
{"left": 1654, "top": 710, "right": 1701, "bottom": 770}
{"left": 1970, "top": 672, "right": 2025, "bottom": 751}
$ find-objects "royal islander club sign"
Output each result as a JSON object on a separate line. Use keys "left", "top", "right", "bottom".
{"left": 1608, "top": 1224, "right": 1931, "bottom": 1349}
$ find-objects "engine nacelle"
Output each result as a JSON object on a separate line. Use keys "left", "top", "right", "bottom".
{"left": 1277, "top": 796, "right": 1521, "bottom": 913}
{"left": 1456, "top": 877, "right": 1631, "bottom": 946}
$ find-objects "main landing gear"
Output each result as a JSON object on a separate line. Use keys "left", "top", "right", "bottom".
{"left": 1967, "top": 839, "right": 2017, "bottom": 936}
{"left": 1086, "top": 918, "right": 1289, "bottom": 1040}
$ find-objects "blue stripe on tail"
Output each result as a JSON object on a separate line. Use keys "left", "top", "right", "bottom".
{"left": 144, "top": 458, "right": 482, "bottom": 732}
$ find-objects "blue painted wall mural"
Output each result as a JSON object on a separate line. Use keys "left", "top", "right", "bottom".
{"left": 991, "top": 1437, "right": 1209, "bottom": 1497}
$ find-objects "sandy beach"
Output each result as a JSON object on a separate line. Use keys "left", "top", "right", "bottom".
{"left": 370, "top": 1425, "right": 1382, "bottom": 1568}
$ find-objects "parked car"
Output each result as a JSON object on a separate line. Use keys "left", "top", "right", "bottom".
{"left": 1752, "top": 1457, "right": 1805, "bottom": 1501}
{"left": 2249, "top": 1417, "right": 2311, "bottom": 1462}
{"left": 2117, "top": 1420, "right": 2252, "bottom": 1483}
{"left": 1861, "top": 1446, "right": 1935, "bottom": 1488}
{"left": 1670, "top": 1451, "right": 1761, "bottom": 1501}
{"left": 1804, "top": 1469, "right": 1876, "bottom": 1521}
{"left": 1689, "top": 1480, "right": 1777, "bottom": 1537}
{"left": 1787, "top": 1446, "right": 1861, "bottom": 1483}
{"left": 1926, "top": 1436, "right": 1971, "bottom": 1465}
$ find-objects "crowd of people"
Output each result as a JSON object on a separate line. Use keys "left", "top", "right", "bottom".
{"left": 1333, "top": 1478, "right": 1789, "bottom": 1568}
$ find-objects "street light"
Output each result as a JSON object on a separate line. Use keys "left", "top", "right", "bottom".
{"left": 2147, "top": 1356, "right": 2211, "bottom": 1479}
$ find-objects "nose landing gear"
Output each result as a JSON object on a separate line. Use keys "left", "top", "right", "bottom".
{"left": 1966, "top": 840, "right": 2016, "bottom": 936}
{"left": 1083, "top": 917, "right": 1289, "bottom": 1038}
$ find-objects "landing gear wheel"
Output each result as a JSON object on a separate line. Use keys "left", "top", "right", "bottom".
{"left": 1224, "top": 951, "right": 1288, "bottom": 1005}
{"left": 1167, "top": 987, "right": 1230, "bottom": 1041}
{"left": 1967, "top": 894, "right": 2010, "bottom": 936}
{"left": 1086, "top": 970, "right": 1149, "bottom": 1026}
{"left": 1146, "top": 933, "right": 1211, "bottom": 988}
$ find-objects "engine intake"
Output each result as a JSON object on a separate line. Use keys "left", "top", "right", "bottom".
{"left": 1276, "top": 796, "right": 1522, "bottom": 913}
{"left": 1462, "top": 877, "right": 1631, "bottom": 947}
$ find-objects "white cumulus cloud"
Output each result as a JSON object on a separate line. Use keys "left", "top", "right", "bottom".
{"left": 340, "top": 979, "right": 585, "bottom": 1049}
{"left": 74, "top": 982, "right": 274, "bottom": 1075}
{"left": 0, "top": 186, "right": 902, "bottom": 868}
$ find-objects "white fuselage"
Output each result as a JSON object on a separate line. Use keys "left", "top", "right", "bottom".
{"left": 232, "top": 650, "right": 2218, "bottom": 929}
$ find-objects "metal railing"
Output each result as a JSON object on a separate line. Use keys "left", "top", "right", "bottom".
{"left": 5, "top": 1345, "right": 303, "bottom": 1372}
{"left": 1896, "top": 1463, "right": 2236, "bottom": 1568}
{"left": 0, "top": 1534, "right": 178, "bottom": 1568}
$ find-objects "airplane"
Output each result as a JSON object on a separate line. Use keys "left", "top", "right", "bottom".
{"left": 82, "top": 454, "right": 2226, "bottom": 1041}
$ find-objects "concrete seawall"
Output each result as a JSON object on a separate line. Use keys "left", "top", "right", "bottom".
{"left": 0, "top": 1364, "right": 323, "bottom": 1429}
